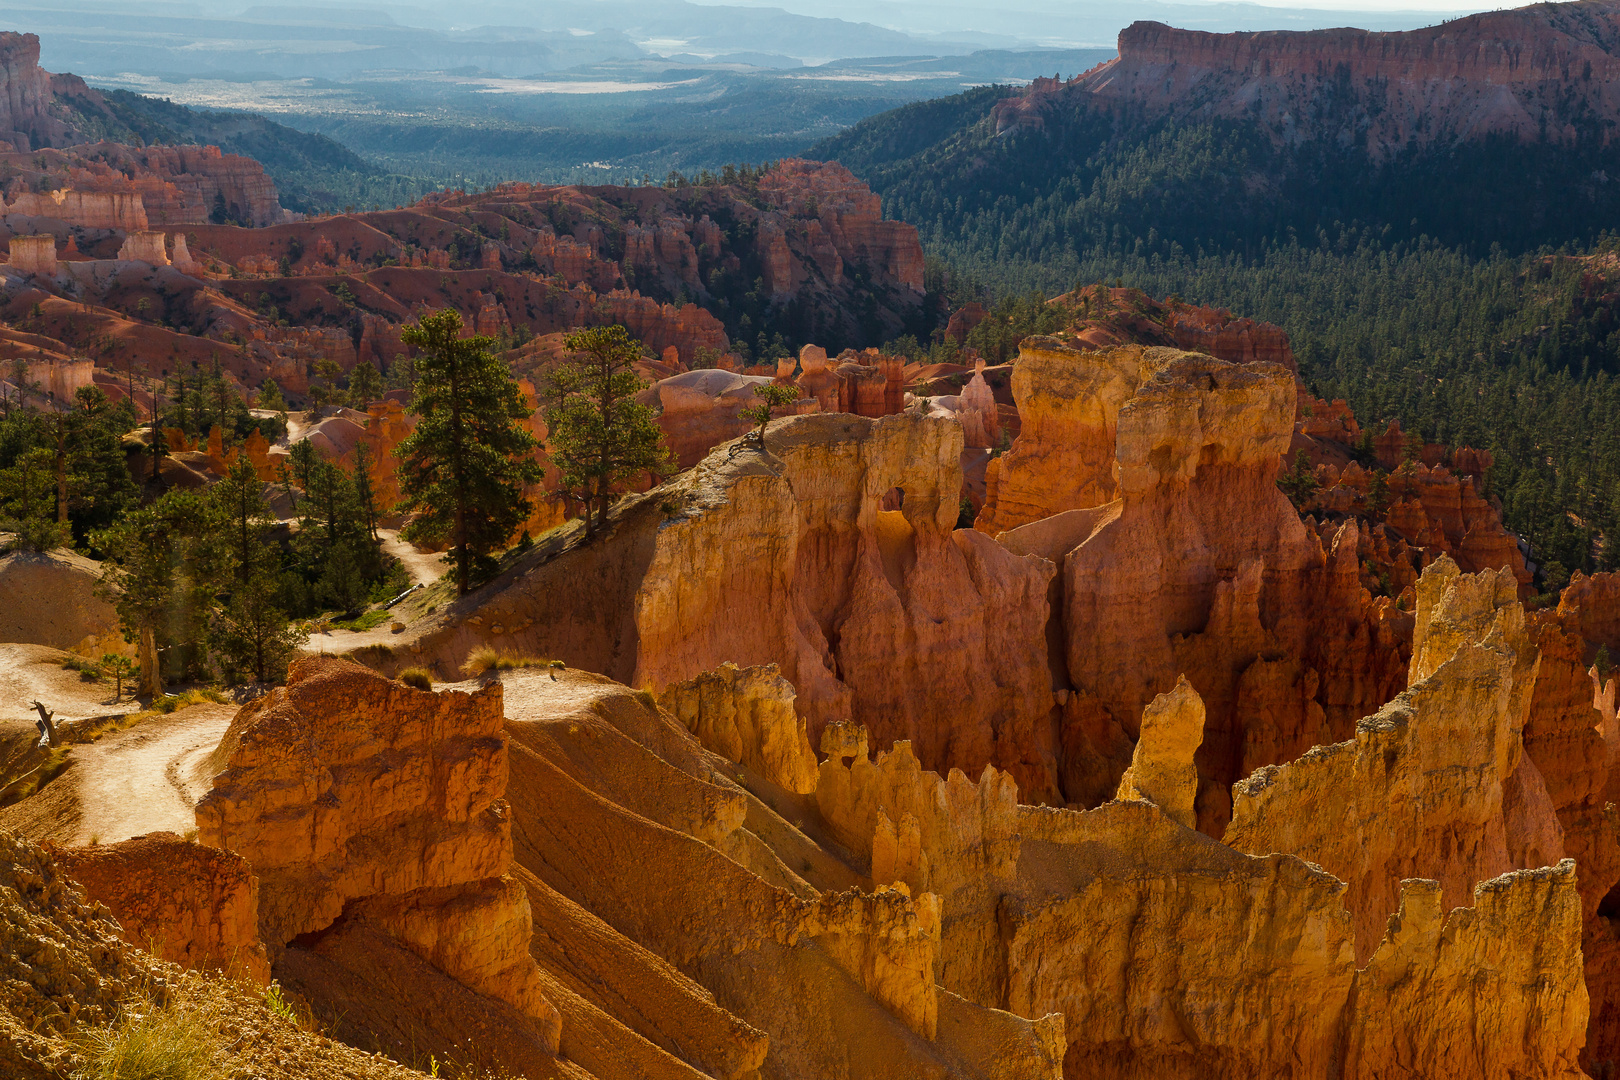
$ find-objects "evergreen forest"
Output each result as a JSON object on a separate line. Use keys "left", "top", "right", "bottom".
{"left": 812, "top": 89, "right": 1620, "bottom": 590}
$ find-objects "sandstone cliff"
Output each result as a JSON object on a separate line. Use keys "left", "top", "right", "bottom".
{"left": 997, "top": 1, "right": 1620, "bottom": 158}
{"left": 1225, "top": 556, "right": 1539, "bottom": 958}
{"left": 1053, "top": 352, "right": 1405, "bottom": 828}
{"left": 403, "top": 411, "right": 1063, "bottom": 804}
{"left": 801, "top": 708, "right": 1588, "bottom": 1077}
{"left": 0, "top": 34, "right": 73, "bottom": 152}
{"left": 195, "top": 657, "right": 561, "bottom": 1072}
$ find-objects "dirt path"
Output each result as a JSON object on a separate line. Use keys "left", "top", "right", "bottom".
{"left": 378, "top": 528, "right": 444, "bottom": 589}
{"left": 0, "top": 643, "right": 141, "bottom": 724}
{"left": 1, "top": 704, "right": 235, "bottom": 847}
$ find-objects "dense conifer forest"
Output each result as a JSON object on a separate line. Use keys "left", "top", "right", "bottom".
{"left": 813, "top": 89, "right": 1620, "bottom": 589}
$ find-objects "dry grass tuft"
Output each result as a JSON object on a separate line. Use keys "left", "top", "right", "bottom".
{"left": 459, "top": 647, "right": 551, "bottom": 677}
{"left": 149, "top": 689, "right": 229, "bottom": 715}
{"left": 398, "top": 667, "right": 434, "bottom": 690}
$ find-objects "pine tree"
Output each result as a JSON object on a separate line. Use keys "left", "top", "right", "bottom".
{"left": 348, "top": 360, "right": 383, "bottom": 407}
{"left": 215, "top": 455, "right": 272, "bottom": 582}
{"left": 94, "top": 490, "right": 227, "bottom": 697}
{"left": 258, "top": 379, "right": 287, "bottom": 412}
{"left": 287, "top": 439, "right": 318, "bottom": 494}
{"left": 1366, "top": 468, "right": 1391, "bottom": 517}
{"left": 397, "top": 308, "right": 543, "bottom": 594}
{"left": 541, "top": 325, "right": 672, "bottom": 537}
{"left": 351, "top": 442, "right": 381, "bottom": 542}
{"left": 1277, "top": 450, "right": 1319, "bottom": 509}
{"left": 0, "top": 445, "right": 65, "bottom": 551}
{"left": 215, "top": 570, "right": 308, "bottom": 684}
{"left": 742, "top": 384, "right": 801, "bottom": 443}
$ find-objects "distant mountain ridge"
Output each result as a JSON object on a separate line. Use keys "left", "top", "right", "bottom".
{"left": 995, "top": 1, "right": 1620, "bottom": 158}
{"left": 812, "top": 0, "right": 1620, "bottom": 262}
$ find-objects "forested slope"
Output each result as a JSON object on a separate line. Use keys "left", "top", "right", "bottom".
{"left": 811, "top": 67, "right": 1620, "bottom": 587}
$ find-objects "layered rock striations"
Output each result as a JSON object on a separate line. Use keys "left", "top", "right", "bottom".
{"left": 499, "top": 668, "right": 1063, "bottom": 1080}
{"left": 997, "top": 1, "right": 1620, "bottom": 158}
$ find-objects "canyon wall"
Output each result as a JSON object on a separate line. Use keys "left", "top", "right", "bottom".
{"left": 0, "top": 33, "right": 69, "bottom": 152}
{"left": 1057, "top": 351, "right": 1405, "bottom": 829}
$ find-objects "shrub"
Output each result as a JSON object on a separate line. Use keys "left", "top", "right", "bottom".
{"left": 460, "top": 645, "right": 500, "bottom": 676}
{"left": 150, "top": 689, "right": 229, "bottom": 715}
{"left": 399, "top": 667, "right": 433, "bottom": 690}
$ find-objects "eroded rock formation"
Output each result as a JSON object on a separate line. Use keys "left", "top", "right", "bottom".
{"left": 195, "top": 657, "right": 560, "bottom": 1059}
{"left": 1225, "top": 557, "right": 1538, "bottom": 958}
{"left": 1114, "top": 675, "right": 1204, "bottom": 829}
{"left": 55, "top": 832, "right": 269, "bottom": 985}
{"left": 976, "top": 340, "right": 1176, "bottom": 534}
{"left": 1057, "top": 352, "right": 1405, "bottom": 829}
{"left": 409, "top": 411, "right": 1063, "bottom": 803}
{"left": 658, "top": 661, "right": 820, "bottom": 794}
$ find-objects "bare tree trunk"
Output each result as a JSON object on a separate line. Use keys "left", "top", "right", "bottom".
{"left": 29, "top": 701, "right": 56, "bottom": 747}
{"left": 137, "top": 625, "right": 162, "bottom": 699}
{"left": 54, "top": 414, "right": 67, "bottom": 525}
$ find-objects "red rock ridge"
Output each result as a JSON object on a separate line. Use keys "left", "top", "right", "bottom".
{"left": 997, "top": 1, "right": 1620, "bottom": 157}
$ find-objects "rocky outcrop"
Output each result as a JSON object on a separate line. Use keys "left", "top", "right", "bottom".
{"left": 0, "top": 831, "right": 135, "bottom": 1080}
{"left": 116, "top": 230, "right": 169, "bottom": 266}
{"left": 958, "top": 360, "right": 1001, "bottom": 449}
{"left": 1114, "top": 675, "right": 1204, "bottom": 829}
{"left": 55, "top": 832, "right": 269, "bottom": 985}
{"left": 1008, "top": 797, "right": 1588, "bottom": 1078}
{"left": 1002, "top": 3, "right": 1620, "bottom": 158}
{"left": 814, "top": 728, "right": 1020, "bottom": 1004}
{"left": 658, "top": 661, "right": 819, "bottom": 794}
{"left": 594, "top": 291, "right": 729, "bottom": 368}
{"left": 502, "top": 667, "right": 1063, "bottom": 1079}
{"left": 1345, "top": 863, "right": 1589, "bottom": 1079}
{"left": 4, "top": 234, "right": 55, "bottom": 276}
{"left": 1060, "top": 352, "right": 1405, "bottom": 829}
{"left": 1225, "top": 557, "right": 1538, "bottom": 958}
{"left": 0, "top": 549, "right": 126, "bottom": 657}
{"left": 413, "top": 412, "right": 1060, "bottom": 803}
{"left": 976, "top": 339, "right": 1177, "bottom": 535}
{"left": 195, "top": 657, "right": 558, "bottom": 1051}
{"left": 758, "top": 159, "right": 924, "bottom": 296}
{"left": 4, "top": 190, "right": 147, "bottom": 231}
{"left": 0, "top": 34, "right": 71, "bottom": 152}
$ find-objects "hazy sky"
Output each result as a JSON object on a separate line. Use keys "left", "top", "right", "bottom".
{"left": 684, "top": 0, "right": 1520, "bottom": 24}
